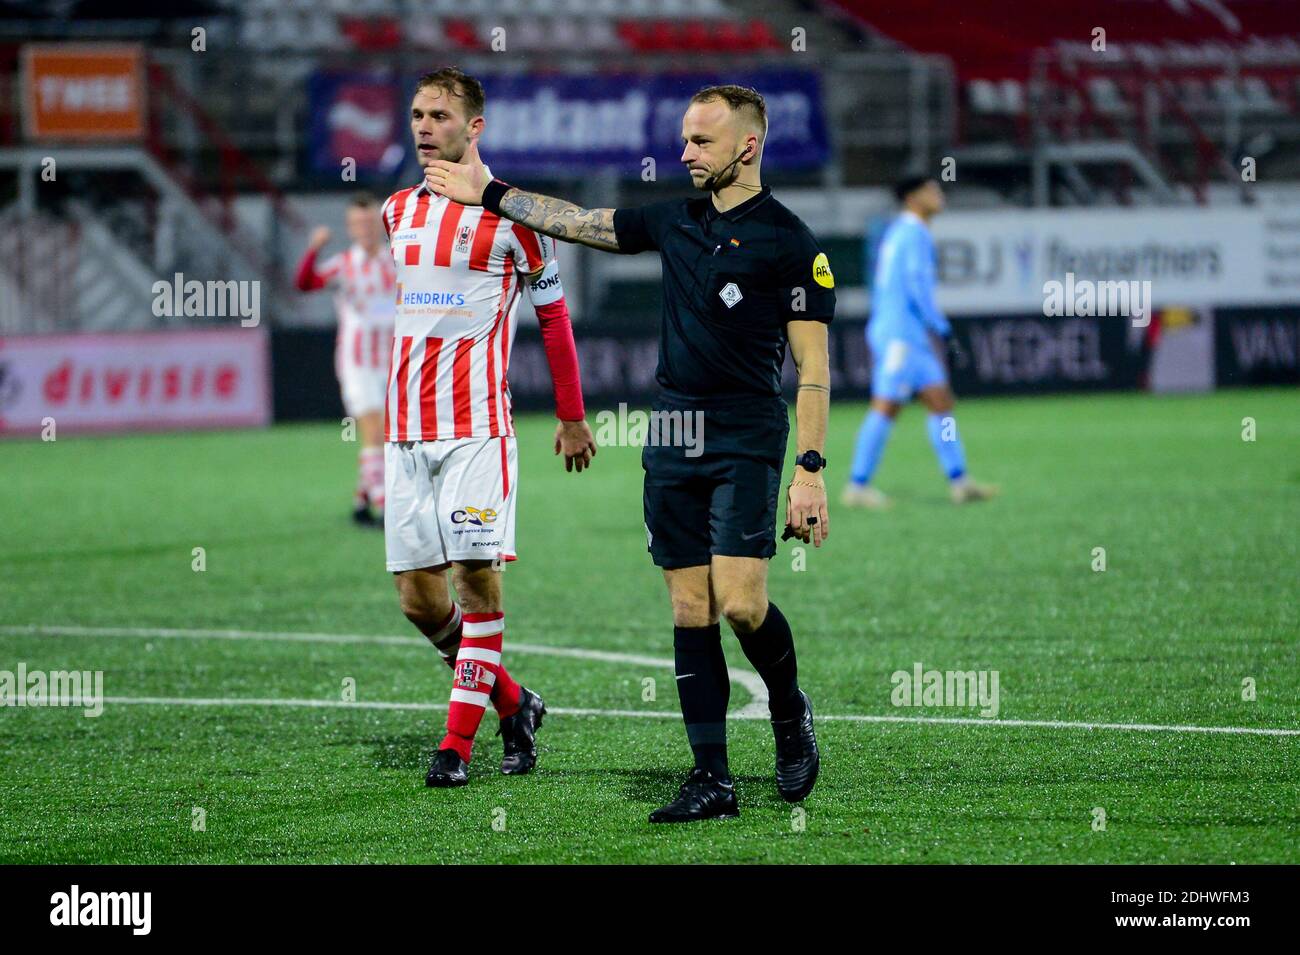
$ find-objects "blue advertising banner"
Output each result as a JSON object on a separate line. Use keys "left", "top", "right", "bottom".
{"left": 308, "top": 70, "right": 829, "bottom": 179}
{"left": 475, "top": 71, "right": 829, "bottom": 176}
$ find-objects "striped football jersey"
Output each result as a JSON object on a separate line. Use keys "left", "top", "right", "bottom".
{"left": 381, "top": 177, "right": 564, "bottom": 441}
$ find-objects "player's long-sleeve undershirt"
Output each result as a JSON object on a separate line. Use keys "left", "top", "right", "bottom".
{"left": 534, "top": 296, "right": 585, "bottom": 422}
{"left": 294, "top": 247, "right": 329, "bottom": 292}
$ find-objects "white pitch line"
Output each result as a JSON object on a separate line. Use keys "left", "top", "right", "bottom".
{"left": 89, "top": 696, "right": 1300, "bottom": 735}
{"left": 100, "top": 696, "right": 685, "bottom": 720}
{"left": 813, "top": 712, "right": 1300, "bottom": 737}
{"left": 0, "top": 623, "right": 770, "bottom": 718}
{"left": 6, "top": 625, "right": 1300, "bottom": 737}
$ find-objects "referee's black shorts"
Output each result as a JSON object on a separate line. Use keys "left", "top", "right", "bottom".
{"left": 641, "top": 394, "right": 789, "bottom": 570}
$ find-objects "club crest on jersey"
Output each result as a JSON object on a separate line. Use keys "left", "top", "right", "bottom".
{"left": 455, "top": 660, "right": 485, "bottom": 690}
{"left": 455, "top": 225, "right": 473, "bottom": 254}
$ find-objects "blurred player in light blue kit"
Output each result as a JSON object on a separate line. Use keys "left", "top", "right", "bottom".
{"left": 842, "top": 176, "right": 997, "bottom": 508}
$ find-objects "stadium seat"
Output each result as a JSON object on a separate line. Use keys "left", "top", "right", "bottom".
{"left": 406, "top": 16, "right": 449, "bottom": 50}
{"left": 615, "top": 20, "right": 647, "bottom": 51}
{"left": 509, "top": 19, "right": 549, "bottom": 51}
{"left": 302, "top": 13, "right": 347, "bottom": 50}
{"left": 548, "top": 19, "right": 586, "bottom": 52}
{"left": 643, "top": 21, "right": 678, "bottom": 52}
{"left": 680, "top": 22, "right": 715, "bottom": 53}
{"left": 339, "top": 16, "right": 404, "bottom": 51}
{"left": 444, "top": 18, "right": 484, "bottom": 50}
{"left": 581, "top": 19, "right": 623, "bottom": 52}
{"left": 742, "top": 19, "right": 782, "bottom": 51}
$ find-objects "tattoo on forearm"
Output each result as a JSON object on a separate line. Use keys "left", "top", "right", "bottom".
{"left": 797, "top": 384, "right": 830, "bottom": 394}
{"left": 499, "top": 190, "right": 620, "bottom": 251}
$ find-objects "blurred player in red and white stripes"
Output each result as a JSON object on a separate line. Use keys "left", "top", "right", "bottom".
{"left": 384, "top": 68, "right": 596, "bottom": 788}
{"left": 294, "top": 193, "right": 396, "bottom": 526}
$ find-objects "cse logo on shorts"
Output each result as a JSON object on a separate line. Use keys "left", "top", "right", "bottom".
{"left": 450, "top": 506, "right": 497, "bottom": 526}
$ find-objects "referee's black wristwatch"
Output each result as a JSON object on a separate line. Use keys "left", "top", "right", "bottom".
{"left": 794, "top": 450, "right": 827, "bottom": 473}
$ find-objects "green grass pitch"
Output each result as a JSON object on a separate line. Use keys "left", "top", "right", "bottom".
{"left": 0, "top": 388, "right": 1296, "bottom": 863}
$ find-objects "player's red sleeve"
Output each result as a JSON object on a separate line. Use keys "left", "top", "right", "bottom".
{"left": 294, "top": 247, "right": 327, "bottom": 292}
{"left": 535, "top": 296, "right": 585, "bottom": 422}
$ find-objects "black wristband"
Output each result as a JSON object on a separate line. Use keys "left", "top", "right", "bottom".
{"left": 481, "top": 178, "right": 512, "bottom": 214}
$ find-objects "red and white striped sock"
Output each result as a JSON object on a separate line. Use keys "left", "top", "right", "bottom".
{"left": 360, "top": 446, "right": 384, "bottom": 512}
{"left": 428, "top": 605, "right": 522, "bottom": 721}
{"left": 439, "top": 611, "right": 521, "bottom": 761}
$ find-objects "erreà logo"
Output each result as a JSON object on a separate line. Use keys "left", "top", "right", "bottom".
{"left": 812, "top": 252, "right": 834, "bottom": 289}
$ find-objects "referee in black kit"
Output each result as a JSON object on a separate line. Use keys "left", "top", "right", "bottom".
{"left": 426, "top": 84, "right": 834, "bottom": 823}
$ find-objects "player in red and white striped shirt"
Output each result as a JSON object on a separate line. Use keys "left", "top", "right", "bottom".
{"left": 294, "top": 193, "right": 396, "bottom": 526}
{"left": 385, "top": 68, "right": 597, "bottom": 788}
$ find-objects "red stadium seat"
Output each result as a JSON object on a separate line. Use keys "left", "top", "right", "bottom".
{"left": 443, "top": 18, "right": 483, "bottom": 51}
{"left": 338, "top": 16, "right": 402, "bottom": 52}
{"left": 715, "top": 21, "right": 746, "bottom": 53}
{"left": 680, "top": 22, "right": 715, "bottom": 53}
{"left": 644, "top": 21, "right": 679, "bottom": 52}
{"left": 743, "top": 19, "right": 783, "bottom": 52}
{"left": 615, "top": 20, "right": 648, "bottom": 51}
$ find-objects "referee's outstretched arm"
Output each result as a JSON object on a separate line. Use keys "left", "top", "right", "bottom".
{"left": 424, "top": 139, "right": 621, "bottom": 252}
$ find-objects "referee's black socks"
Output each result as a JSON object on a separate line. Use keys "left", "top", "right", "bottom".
{"left": 736, "top": 602, "right": 803, "bottom": 722}
{"left": 673, "top": 624, "right": 731, "bottom": 779}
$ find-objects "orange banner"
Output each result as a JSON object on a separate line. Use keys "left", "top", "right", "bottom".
{"left": 22, "top": 44, "right": 146, "bottom": 141}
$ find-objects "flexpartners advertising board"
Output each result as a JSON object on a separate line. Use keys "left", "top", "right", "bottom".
{"left": 924, "top": 207, "right": 1300, "bottom": 314}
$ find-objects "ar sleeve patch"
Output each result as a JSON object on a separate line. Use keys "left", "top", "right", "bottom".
{"left": 812, "top": 252, "right": 834, "bottom": 289}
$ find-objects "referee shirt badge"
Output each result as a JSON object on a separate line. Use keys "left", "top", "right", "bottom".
{"left": 813, "top": 251, "right": 835, "bottom": 288}
{"left": 719, "top": 282, "right": 743, "bottom": 309}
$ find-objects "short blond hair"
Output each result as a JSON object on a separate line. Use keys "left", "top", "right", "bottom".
{"left": 689, "top": 84, "right": 767, "bottom": 144}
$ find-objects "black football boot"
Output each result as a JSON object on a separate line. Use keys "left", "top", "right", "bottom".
{"left": 772, "top": 690, "right": 819, "bottom": 802}
{"left": 648, "top": 768, "right": 739, "bottom": 823}
{"left": 498, "top": 686, "right": 546, "bottom": 775}
{"left": 425, "top": 748, "right": 469, "bottom": 787}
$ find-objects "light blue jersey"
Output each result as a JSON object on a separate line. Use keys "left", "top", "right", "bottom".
{"left": 865, "top": 211, "right": 950, "bottom": 402}
{"left": 867, "top": 211, "right": 950, "bottom": 350}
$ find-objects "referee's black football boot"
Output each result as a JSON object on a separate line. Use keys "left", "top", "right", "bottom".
{"left": 498, "top": 686, "right": 546, "bottom": 775}
{"left": 772, "top": 690, "right": 819, "bottom": 802}
{"left": 425, "top": 748, "right": 469, "bottom": 788}
{"left": 648, "top": 768, "right": 739, "bottom": 823}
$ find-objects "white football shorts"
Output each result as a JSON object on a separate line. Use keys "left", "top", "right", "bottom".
{"left": 384, "top": 436, "right": 518, "bottom": 572}
{"left": 337, "top": 362, "right": 389, "bottom": 417}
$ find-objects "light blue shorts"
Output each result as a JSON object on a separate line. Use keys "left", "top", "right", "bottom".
{"left": 870, "top": 339, "right": 948, "bottom": 402}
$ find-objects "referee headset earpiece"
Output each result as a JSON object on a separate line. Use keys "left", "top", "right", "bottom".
{"left": 703, "top": 142, "right": 754, "bottom": 192}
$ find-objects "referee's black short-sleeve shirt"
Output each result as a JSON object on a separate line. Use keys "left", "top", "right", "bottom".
{"left": 613, "top": 185, "right": 835, "bottom": 568}
{"left": 613, "top": 185, "right": 835, "bottom": 403}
